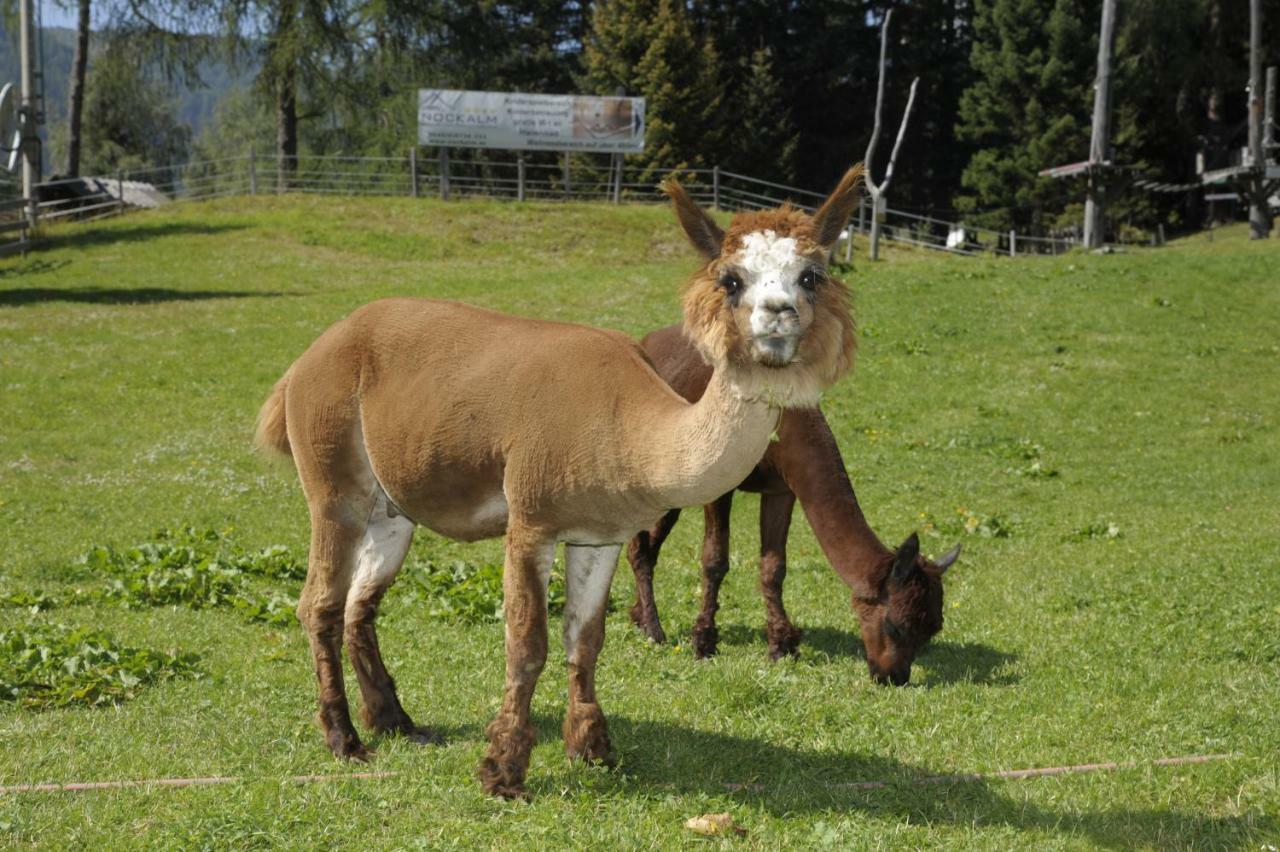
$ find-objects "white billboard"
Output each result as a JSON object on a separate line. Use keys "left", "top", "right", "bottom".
{"left": 418, "top": 89, "right": 645, "bottom": 154}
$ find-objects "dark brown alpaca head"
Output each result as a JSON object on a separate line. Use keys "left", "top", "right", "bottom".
{"left": 854, "top": 533, "right": 959, "bottom": 686}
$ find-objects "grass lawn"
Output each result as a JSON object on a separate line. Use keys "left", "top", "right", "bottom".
{"left": 1, "top": 196, "right": 1277, "bottom": 848}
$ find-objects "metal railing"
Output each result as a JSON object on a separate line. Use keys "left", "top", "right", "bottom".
{"left": 0, "top": 150, "right": 1121, "bottom": 259}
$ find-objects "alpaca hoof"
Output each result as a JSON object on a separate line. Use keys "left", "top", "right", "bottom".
{"left": 767, "top": 623, "right": 802, "bottom": 661}
{"left": 564, "top": 704, "right": 614, "bottom": 767}
{"left": 324, "top": 724, "right": 372, "bottom": 762}
{"left": 332, "top": 738, "right": 373, "bottom": 763}
{"left": 480, "top": 717, "right": 535, "bottom": 800}
{"left": 629, "top": 604, "right": 667, "bottom": 644}
{"left": 691, "top": 624, "right": 719, "bottom": 659}
{"left": 478, "top": 757, "right": 528, "bottom": 800}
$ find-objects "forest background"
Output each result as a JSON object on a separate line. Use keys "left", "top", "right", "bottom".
{"left": 2, "top": 0, "right": 1276, "bottom": 233}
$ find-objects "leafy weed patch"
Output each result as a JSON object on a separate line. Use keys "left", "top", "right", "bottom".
{"left": 401, "top": 558, "right": 573, "bottom": 622}
{"left": 83, "top": 528, "right": 303, "bottom": 625}
{"left": 1, "top": 529, "right": 307, "bottom": 625}
{"left": 0, "top": 624, "right": 201, "bottom": 709}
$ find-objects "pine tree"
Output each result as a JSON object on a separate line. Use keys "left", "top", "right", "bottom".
{"left": 583, "top": 0, "right": 721, "bottom": 183}
{"left": 729, "top": 45, "right": 798, "bottom": 185}
{"left": 955, "top": 0, "right": 1099, "bottom": 231}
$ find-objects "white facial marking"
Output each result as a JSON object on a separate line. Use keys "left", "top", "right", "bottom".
{"left": 345, "top": 489, "right": 415, "bottom": 620}
{"left": 735, "top": 230, "right": 809, "bottom": 338}
{"left": 562, "top": 544, "right": 621, "bottom": 661}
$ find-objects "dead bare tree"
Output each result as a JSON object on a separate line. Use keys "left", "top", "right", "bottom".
{"left": 1248, "top": 0, "right": 1272, "bottom": 239}
{"left": 864, "top": 9, "right": 919, "bottom": 261}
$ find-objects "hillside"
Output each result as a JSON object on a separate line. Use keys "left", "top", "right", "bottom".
{"left": 0, "top": 197, "right": 1277, "bottom": 846}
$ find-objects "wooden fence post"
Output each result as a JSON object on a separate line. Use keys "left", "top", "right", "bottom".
{"left": 712, "top": 165, "right": 720, "bottom": 210}
{"left": 409, "top": 147, "right": 418, "bottom": 198}
{"left": 563, "top": 152, "right": 571, "bottom": 200}
{"left": 439, "top": 147, "right": 450, "bottom": 200}
{"left": 1009, "top": 230, "right": 1017, "bottom": 257}
{"left": 517, "top": 155, "right": 526, "bottom": 202}
{"left": 612, "top": 154, "right": 623, "bottom": 203}
{"left": 117, "top": 169, "right": 125, "bottom": 215}
{"left": 248, "top": 148, "right": 257, "bottom": 195}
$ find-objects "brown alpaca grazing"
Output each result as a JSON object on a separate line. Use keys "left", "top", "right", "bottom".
{"left": 254, "top": 166, "right": 864, "bottom": 798}
{"left": 627, "top": 324, "right": 959, "bottom": 686}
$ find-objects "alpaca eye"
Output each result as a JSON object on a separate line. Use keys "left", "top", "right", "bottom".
{"left": 799, "top": 269, "right": 820, "bottom": 290}
{"left": 719, "top": 274, "right": 742, "bottom": 296}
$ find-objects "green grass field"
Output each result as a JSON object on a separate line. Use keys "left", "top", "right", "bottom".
{"left": 1, "top": 196, "right": 1277, "bottom": 848}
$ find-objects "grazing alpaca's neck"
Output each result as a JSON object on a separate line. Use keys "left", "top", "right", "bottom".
{"left": 743, "top": 407, "right": 894, "bottom": 590}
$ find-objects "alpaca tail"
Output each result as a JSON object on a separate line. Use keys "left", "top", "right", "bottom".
{"left": 254, "top": 370, "right": 292, "bottom": 458}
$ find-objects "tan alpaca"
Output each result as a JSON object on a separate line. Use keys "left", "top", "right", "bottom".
{"left": 255, "top": 165, "right": 863, "bottom": 798}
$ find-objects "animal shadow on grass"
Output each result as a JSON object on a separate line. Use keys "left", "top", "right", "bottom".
{"left": 366, "top": 722, "right": 479, "bottom": 750}
{"left": 546, "top": 716, "right": 1271, "bottom": 848}
{"left": 718, "top": 622, "right": 1021, "bottom": 687}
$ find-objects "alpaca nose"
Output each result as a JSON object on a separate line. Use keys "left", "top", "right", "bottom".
{"left": 754, "top": 301, "right": 800, "bottom": 335}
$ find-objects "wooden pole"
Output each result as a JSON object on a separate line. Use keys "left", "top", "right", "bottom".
{"left": 612, "top": 86, "right": 625, "bottom": 204}
{"left": 563, "top": 152, "right": 571, "bottom": 200}
{"left": 712, "top": 165, "right": 720, "bottom": 210}
{"left": 517, "top": 155, "right": 526, "bottom": 202}
{"left": 248, "top": 148, "right": 257, "bottom": 195}
{"left": 409, "top": 147, "right": 418, "bottom": 198}
{"left": 117, "top": 169, "right": 125, "bottom": 215}
{"left": 18, "top": 0, "right": 40, "bottom": 230}
{"left": 1266, "top": 67, "right": 1277, "bottom": 151}
{"left": 1084, "top": 0, "right": 1117, "bottom": 249}
{"left": 439, "top": 147, "right": 450, "bottom": 200}
{"left": 1009, "top": 230, "right": 1016, "bottom": 258}
{"left": 1248, "top": 0, "right": 1271, "bottom": 238}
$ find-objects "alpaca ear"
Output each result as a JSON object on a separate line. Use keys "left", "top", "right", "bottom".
{"left": 810, "top": 163, "right": 866, "bottom": 249}
{"left": 662, "top": 178, "right": 724, "bottom": 261}
{"left": 890, "top": 532, "right": 920, "bottom": 585}
{"left": 932, "top": 543, "right": 961, "bottom": 573}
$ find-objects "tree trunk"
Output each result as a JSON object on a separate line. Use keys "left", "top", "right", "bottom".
{"left": 276, "top": 65, "right": 297, "bottom": 192}
{"left": 273, "top": 0, "right": 299, "bottom": 193}
{"left": 66, "top": 0, "right": 90, "bottom": 177}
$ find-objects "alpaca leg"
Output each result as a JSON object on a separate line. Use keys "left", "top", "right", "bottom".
{"left": 297, "top": 499, "right": 373, "bottom": 762}
{"left": 562, "top": 544, "right": 621, "bottom": 766}
{"left": 691, "top": 493, "right": 733, "bottom": 659}
{"left": 626, "top": 509, "right": 680, "bottom": 643}
{"left": 343, "top": 490, "right": 438, "bottom": 743}
{"left": 478, "top": 526, "right": 554, "bottom": 799}
{"left": 760, "top": 490, "right": 802, "bottom": 660}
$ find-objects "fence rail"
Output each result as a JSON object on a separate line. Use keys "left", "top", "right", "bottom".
{"left": 0, "top": 150, "right": 1160, "bottom": 259}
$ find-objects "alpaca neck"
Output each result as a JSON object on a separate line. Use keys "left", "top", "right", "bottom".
{"left": 646, "top": 366, "right": 780, "bottom": 509}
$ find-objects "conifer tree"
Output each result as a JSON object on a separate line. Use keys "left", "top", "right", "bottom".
{"left": 955, "top": 0, "right": 1099, "bottom": 230}
{"left": 730, "top": 45, "right": 798, "bottom": 185}
{"left": 583, "top": 0, "right": 721, "bottom": 182}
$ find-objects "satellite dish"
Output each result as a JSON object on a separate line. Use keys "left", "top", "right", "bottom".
{"left": 0, "top": 83, "right": 21, "bottom": 174}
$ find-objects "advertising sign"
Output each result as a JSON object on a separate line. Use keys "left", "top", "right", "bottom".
{"left": 418, "top": 89, "right": 645, "bottom": 153}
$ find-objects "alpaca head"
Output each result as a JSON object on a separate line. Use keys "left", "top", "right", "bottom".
{"left": 664, "top": 164, "right": 863, "bottom": 406}
{"left": 855, "top": 533, "right": 960, "bottom": 686}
